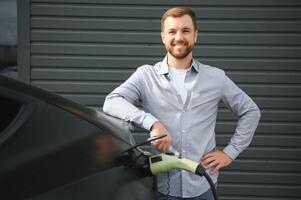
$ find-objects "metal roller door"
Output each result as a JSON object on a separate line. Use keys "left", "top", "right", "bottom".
{"left": 18, "top": 0, "right": 301, "bottom": 199}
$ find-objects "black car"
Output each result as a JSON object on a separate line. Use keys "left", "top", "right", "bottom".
{"left": 0, "top": 75, "right": 154, "bottom": 200}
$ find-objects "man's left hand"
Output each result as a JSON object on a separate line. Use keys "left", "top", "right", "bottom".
{"left": 201, "top": 150, "right": 232, "bottom": 175}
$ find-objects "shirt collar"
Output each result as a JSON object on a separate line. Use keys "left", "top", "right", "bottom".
{"left": 158, "top": 55, "right": 200, "bottom": 75}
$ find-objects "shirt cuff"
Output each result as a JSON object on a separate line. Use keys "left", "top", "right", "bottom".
{"left": 142, "top": 114, "right": 159, "bottom": 131}
{"left": 223, "top": 145, "right": 240, "bottom": 160}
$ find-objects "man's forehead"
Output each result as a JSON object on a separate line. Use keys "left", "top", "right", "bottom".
{"left": 163, "top": 15, "right": 194, "bottom": 29}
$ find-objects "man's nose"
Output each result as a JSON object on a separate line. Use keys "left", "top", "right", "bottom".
{"left": 175, "top": 31, "right": 184, "bottom": 41}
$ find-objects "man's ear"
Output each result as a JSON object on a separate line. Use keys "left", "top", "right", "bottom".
{"left": 161, "top": 32, "right": 165, "bottom": 44}
{"left": 194, "top": 30, "right": 198, "bottom": 43}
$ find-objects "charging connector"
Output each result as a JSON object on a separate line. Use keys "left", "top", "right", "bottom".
{"left": 148, "top": 153, "right": 218, "bottom": 200}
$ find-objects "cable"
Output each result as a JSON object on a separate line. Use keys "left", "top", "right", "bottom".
{"left": 195, "top": 165, "right": 218, "bottom": 200}
{"left": 203, "top": 173, "right": 218, "bottom": 200}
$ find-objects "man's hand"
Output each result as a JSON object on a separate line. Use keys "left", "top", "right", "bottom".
{"left": 201, "top": 150, "right": 232, "bottom": 175}
{"left": 150, "top": 121, "right": 172, "bottom": 152}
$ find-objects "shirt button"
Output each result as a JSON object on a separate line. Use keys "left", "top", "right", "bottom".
{"left": 182, "top": 130, "right": 186, "bottom": 133}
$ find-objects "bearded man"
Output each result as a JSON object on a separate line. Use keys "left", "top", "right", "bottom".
{"left": 103, "top": 7, "right": 261, "bottom": 200}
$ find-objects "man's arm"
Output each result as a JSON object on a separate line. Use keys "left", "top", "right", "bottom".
{"left": 221, "top": 75, "right": 261, "bottom": 160}
{"left": 202, "top": 74, "right": 261, "bottom": 174}
{"left": 103, "top": 67, "right": 158, "bottom": 130}
{"left": 103, "top": 67, "right": 171, "bottom": 151}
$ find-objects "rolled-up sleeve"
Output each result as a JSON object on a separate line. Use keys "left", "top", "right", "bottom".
{"left": 221, "top": 75, "right": 261, "bottom": 160}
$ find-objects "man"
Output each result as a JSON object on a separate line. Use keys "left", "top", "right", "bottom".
{"left": 103, "top": 7, "right": 261, "bottom": 200}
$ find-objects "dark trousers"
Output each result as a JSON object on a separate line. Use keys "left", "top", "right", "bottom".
{"left": 155, "top": 188, "right": 215, "bottom": 200}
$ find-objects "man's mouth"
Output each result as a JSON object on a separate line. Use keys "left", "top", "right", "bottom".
{"left": 173, "top": 43, "right": 187, "bottom": 47}
{"left": 172, "top": 40, "right": 188, "bottom": 47}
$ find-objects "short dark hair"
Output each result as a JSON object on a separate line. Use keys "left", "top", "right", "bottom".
{"left": 161, "top": 7, "right": 197, "bottom": 31}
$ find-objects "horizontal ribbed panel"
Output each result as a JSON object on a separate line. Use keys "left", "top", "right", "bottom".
{"left": 30, "top": 43, "right": 301, "bottom": 58}
{"left": 30, "top": 0, "right": 301, "bottom": 6}
{"left": 31, "top": 81, "right": 301, "bottom": 98}
{"left": 32, "top": 30, "right": 301, "bottom": 45}
{"left": 31, "top": 18, "right": 301, "bottom": 32}
{"left": 31, "top": 68, "right": 301, "bottom": 84}
{"left": 30, "top": 4, "right": 301, "bottom": 19}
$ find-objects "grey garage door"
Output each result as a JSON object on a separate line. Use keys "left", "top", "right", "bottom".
{"left": 18, "top": 0, "right": 301, "bottom": 199}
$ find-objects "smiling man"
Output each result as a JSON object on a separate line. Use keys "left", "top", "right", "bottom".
{"left": 103, "top": 7, "right": 261, "bottom": 200}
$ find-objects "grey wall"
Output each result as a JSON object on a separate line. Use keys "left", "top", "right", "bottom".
{"left": 0, "top": 0, "right": 17, "bottom": 75}
{"left": 18, "top": 0, "right": 301, "bottom": 199}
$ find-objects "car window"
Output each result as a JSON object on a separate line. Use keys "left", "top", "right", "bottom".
{"left": 0, "top": 94, "right": 23, "bottom": 134}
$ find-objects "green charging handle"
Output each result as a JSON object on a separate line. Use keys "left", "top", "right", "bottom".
{"left": 149, "top": 154, "right": 199, "bottom": 175}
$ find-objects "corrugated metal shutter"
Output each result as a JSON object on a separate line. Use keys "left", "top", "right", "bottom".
{"left": 18, "top": 0, "right": 301, "bottom": 199}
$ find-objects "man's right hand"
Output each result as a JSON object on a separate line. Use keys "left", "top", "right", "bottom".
{"left": 150, "top": 121, "right": 172, "bottom": 152}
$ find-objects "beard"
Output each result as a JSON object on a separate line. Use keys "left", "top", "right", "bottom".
{"left": 166, "top": 40, "right": 195, "bottom": 59}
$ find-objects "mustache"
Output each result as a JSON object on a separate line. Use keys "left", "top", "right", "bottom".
{"left": 171, "top": 39, "right": 188, "bottom": 45}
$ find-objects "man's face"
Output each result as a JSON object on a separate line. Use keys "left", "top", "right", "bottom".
{"left": 161, "top": 15, "right": 198, "bottom": 59}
